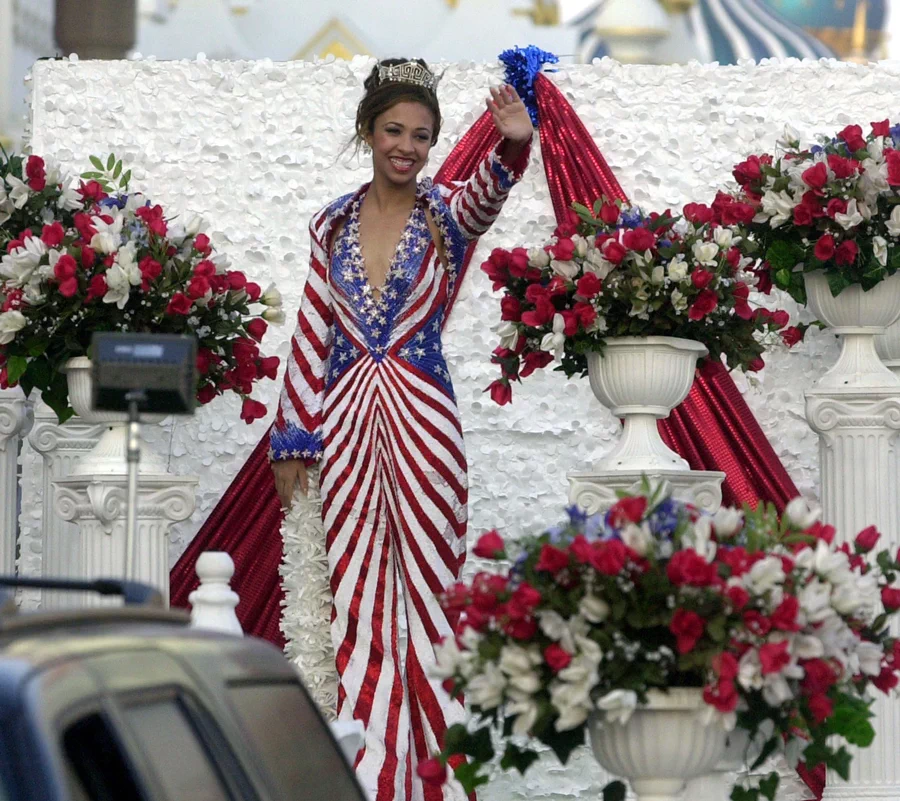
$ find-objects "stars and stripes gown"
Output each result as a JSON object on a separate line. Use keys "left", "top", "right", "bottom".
{"left": 270, "top": 143, "right": 528, "bottom": 801}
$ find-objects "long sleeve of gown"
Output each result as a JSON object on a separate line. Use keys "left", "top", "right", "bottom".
{"left": 438, "top": 139, "right": 531, "bottom": 240}
{"left": 270, "top": 218, "right": 334, "bottom": 464}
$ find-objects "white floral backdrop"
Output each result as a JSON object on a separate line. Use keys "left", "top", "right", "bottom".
{"left": 19, "top": 53, "right": 900, "bottom": 799}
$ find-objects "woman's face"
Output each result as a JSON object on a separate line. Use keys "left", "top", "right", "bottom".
{"left": 367, "top": 101, "right": 435, "bottom": 189}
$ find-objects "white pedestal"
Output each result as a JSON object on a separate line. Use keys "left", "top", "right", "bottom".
{"left": 189, "top": 551, "right": 242, "bottom": 636}
{"left": 28, "top": 408, "right": 104, "bottom": 607}
{"left": 52, "top": 471, "right": 197, "bottom": 605}
{"left": 0, "top": 387, "right": 33, "bottom": 575}
{"left": 806, "top": 387, "right": 900, "bottom": 800}
{"left": 568, "top": 468, "right": 725, "bottom": 515}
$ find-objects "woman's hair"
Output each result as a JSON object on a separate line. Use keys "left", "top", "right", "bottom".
{"left": 354, "top": 58, "right": 442, "bottom": 149}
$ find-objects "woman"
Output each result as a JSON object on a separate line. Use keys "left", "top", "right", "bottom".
{"left": 270, "top": 58, "right": 533, "bottom": 801}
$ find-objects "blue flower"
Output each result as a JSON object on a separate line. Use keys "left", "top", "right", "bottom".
{"left": 583, "top": 513, "right": 606, "bottom": 540}
{"left": 810, "top": 145, "right": 824, "bottom": 155}
{"left": 498, "top": 45, "right": 559, "bottom": 127}
{"left": 646, "top": 497, "right": 681, "bottom": 538}
{"left": 565, "top": 504, "right": 588, "bottom": 525}
{"left": 890, "top": 124, "right": 900, "bottom": 146}
{"left": 619, "top": 208, "right": 645, "bottom": 228}
{"left": 545, "top": 524, "right": 566, "bottom": 544}
{"left": 100, "top": 195, "right": 126, "bottom": 210}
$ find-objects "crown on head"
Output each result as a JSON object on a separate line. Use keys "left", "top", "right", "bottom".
{"left": 376, "top": 60, "right": 439, "bottom": 92}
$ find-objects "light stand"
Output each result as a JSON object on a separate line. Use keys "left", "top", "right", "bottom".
{"left": 123, "top": 390, "right": 146, "bottom": 580}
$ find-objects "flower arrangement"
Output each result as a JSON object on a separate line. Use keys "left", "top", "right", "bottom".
{"left": 0, "top": 152, "right": 283, "bottom": 423}
{"left": 421, "top": 486, "right": 900, "bottom": 801}
{"left": 729, "top": 120, "right": 900, "bottom": 303}
{"left": 482, "top": 200, "right": 800, "bottom": 405}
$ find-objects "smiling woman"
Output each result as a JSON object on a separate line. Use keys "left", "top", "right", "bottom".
{"left": 267, "top": 57, "right": 533, "bottom": 801}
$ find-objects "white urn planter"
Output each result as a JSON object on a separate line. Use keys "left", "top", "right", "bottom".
{"left": 63, "top": 356, "right": 167, "bottom": 475}
{"left": 804, "top": 270, "right": 900, "bottom": 389}
{"left": 587, "top": 336, "right": 708, "bottom": 472}
{"left": 589, "top": 688, "right": 728, "bottom": 801}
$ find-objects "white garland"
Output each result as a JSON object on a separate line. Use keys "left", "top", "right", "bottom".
{"left": 279, "top": 465, "right": 337, "bottom": 718}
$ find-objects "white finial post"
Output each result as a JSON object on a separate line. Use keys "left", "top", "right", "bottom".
{"left": 189, "top": 551, "right": 243, "bottom": 635}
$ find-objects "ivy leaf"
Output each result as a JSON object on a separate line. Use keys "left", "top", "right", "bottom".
{"left": 829, "top": 746, "right": 853, "bottom": 781}
{"left": 452, "top": 760, "right": 489, "bottom": 793}
{"left": 759, "top": 771, "right": 780, "bottom": 800}
{"left": 500, "top": 743, "right": 539, "bottom": 775}
{"left": 542, "top": 723, "right": 584, "bottom": 764}
{"left": 464, "top": 726, "right": 495, "bottom": 763}
{"left": 766, "top": 240, "right": 803, "bottom": 273}
{"left": 731, "top": 786, "right": 759, "bottom": 801}
{"left": 826, "top": 270, "right": 851, "bottom": 298}
{"left": 6, "top": 355, "right": 28, "bottom": 384}
{"left": 602, "top": 780, "right": 627, "bottom": 801}
{"left": 443, "top": 723, "right": 469, "bottom": 755}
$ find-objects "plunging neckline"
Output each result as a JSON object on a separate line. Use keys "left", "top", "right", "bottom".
{"left": 354, "top": 192, "right": 420, "bottom": 302}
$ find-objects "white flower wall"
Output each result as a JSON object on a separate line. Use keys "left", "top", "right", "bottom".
{"left": 18, "top": 54, "right": 899, "bottom": 798}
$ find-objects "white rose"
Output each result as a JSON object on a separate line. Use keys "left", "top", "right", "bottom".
{"left": 874, "top": 235, "right": 888, "bottom": 267}
{"left": 184, "top": 215, "right": 205, "bottom": 237}
{"left": 813, "top": 540, "right": 851, "bottom": 585}
{"left": 494, "top": 320, "right": 519, "bottom": 351}
{"left": 762, "top": 673, "right": 795, "bottom": 706}
{"left": 260, "top": 283, "right": 283, "bottom": 308}
{"left": 777, "top": 124, "right": 801, "bottom": 150}
{"left": 540, "top": 314, "right": 566, "bottom": 360}
{"left": 856, "top": 641, "right": 883, "bottom": 677}
{"left": 667, "top": 257, "right": 688, "bottom": 282}
{"left": 713, "top": 227, "right": 734, "bottom": 249}
{"left": 670, "top": 289, "right": 688, "bottom": 314}
{"left": 538, "top": 610, "right": 575, "bottom": 653}
{"left": 792, "top": 634, "right": 825, "bottom": 660}
{"left": 579, "top": 594, "right": 610, "bottom": 624}
{"left": 831, "top": 582, "right": 862, "bottom": 615}
{"left": 262, "top": 307, "right": 286, "bottom": 324}
{"left": 620, "top": 522, "right": 652, "bottom": 556}
{"left": 834, "top": 199, "right": 864, "bottom": 230}
{"left": 527, "top": 247, "right": 550, "bottom": 269}
{"left": 784, "top": 497, "right": 821, "bottom": 530}
{"left": 550, "top": 259, "right": 579, "bottom": 280}
{"left": 508, "top": 670, "right": 541, "bottom": 695}
{"left": 572, "top": 235, "right": 589, "bottom": 258}
{"left": 507, "top": 696, "right": 540, "bottom": 736}
{"left": 799, "top": 578, "right": 835, "bottom": 623}
{"left": 692, "top": 241, "right": 719, "bottom": 266}
{"left": 596, "top": 690, "right": 637, "bottom": 725}
{"left": 431, "top": 638, "right": 463, "bottom": 679}
{"left": 650, "top": 264, "right": 665, "bottom": 285}
{"left": 551, "top": 681, "right": 592, "bottom": 731}
{"left": 499, "top": 644, "right": 541, "bottom": 678}
{"left": 0, "top": 310, "right": 27, "bottom": 344}
{"left": 467, "top": 662, "right": 506, "bottom": 710}
{"left": 761, "top": 190, "right": 797, "bottom": 228}
{"left": 583, "top": 247, "right": 613, "bottom": 279}
{"left": 712, "top": 507, "right": 743, "bottom": 538}
{"left": 738, "top": 649, "right": 763, "bottom": 691}
{"left": 744, "top": 556, "right": 785, "bottom": 595}
{"left": 887, "top": 205, "right": 900, "bottom": 238}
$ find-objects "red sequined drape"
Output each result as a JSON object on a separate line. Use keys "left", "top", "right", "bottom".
{"left": 170, "top": 73, "right": 819, "bottom": 798}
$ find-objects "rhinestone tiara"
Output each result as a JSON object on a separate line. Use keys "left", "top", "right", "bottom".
{"left": 376, "top": 60, "right": 439, "bottom": 92}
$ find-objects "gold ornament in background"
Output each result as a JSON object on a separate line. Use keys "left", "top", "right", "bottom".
{"left": 658, "top": 0, "right": 697, "bottom": 13}
{"left": 512, "top": 0, "right": 560, "bottom": 26}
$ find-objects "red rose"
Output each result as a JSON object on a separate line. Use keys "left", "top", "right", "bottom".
{"left": 166, "top": 292, "right": 192, "bottom": 316}
{"left": 257, "top": 355, "right": 280, "bottom": 381}
{"left": 827, "top": 154, "right": 859, "bottom": 179}
{"left": 140, "top": 256, "right": 162, "bottom": 282}
{"left": 793, "top": 204, "right": 814, "bottom": 226}
{"left": 835, "top": 239, "right": 858, "bottom": 266}
{"left": 544, "top": 643, "right": 573, "bottom": 673}
{"left": 508, "top": 247, "right": 530, "bottom": 278}
{"left": 188, "top": 275, "right": 211, "bottom": 300}
{"left": 608, "top": 496, "right": 647, "bottom": 525}
{"left": 743, "top": 610, "right": 772, "bottom": 636}
{"left": 667, "top": 549, "right": 717, "bottom": 587}
{"left": 197, "top": 384, "right": 218, "bottom": 405}
{"left": 520, "top": 350, "right": 553, "bottom": 378}
{"left": 25, "top": 155, "right": 46, "bottom": 191}
{"left": 732, "top": 156, "right": 763, "bottom": 187}
{"left": 806, "top": 521, "right": 835, "bottom": 545}
{"left": 882, "top": 587, "right": 900, "bottom": 611}
{"left": 691, "top": 269, "right": 714, "bottom": 290}
{"left": 759, "top": 641, "right": 791, "bottom": 675}
{"left": 520, "top": 300, "right": 554, "bottom": 329}
{"left": 58, "top": 276, "right": 78, "bottom": 297}
{"left": 86, "top": 274, "right": 108, "bottom": 300}
{"left": 838, "top": 124, "right": 866, "bottom": 153}
{"left": 855, "top": 525, "right": 881, "bottom": 553}
{"left": 40, "top": 222, "right": 66, "bottom": 247}
{"left": 223, "top": 269, "right": 246, "bottom": 289}
{"left": 554, "top": 210, "right": 580, "bottom": 238}
{"left": 473, "top": 530, "right": 505, "bottom": 559}
{"left": 825, "top": 198, "right": 848, "bottom": 219}
{"left": 239, "top": 397, "right": 267, "bottom": 423}
{"left": 688, "top": 289, "right": 718, "bottom": 321}
{"left": 670, "top": 609, "right": 705, "bottom": 654}
{"left": 770, "top": 309, "right": 790, "bottom": 328}
{"left": 482, "top": 251, "right": 511, "bottom": 288}
{"left": 872, "top": 119, "right": 891, "bottom": 137}
{"left": 500, "top": 296, "right": 522, "bottom": 321}
{"left": 814, "top": 234, "right": 835, "bottom": 262}
{"left": 770, "top": 595, "right": 800, "bottom": 631}
{"left": 193, "top": 233, "right": 212, "bottom": 254}
{"left": 245, "top": 282, "right": 262, "bottom": 302}
{"left": 511, "top": 582, "right": 542, "bottom": 610}
{"left": 726, "top": 585, "right": 750, "bottom": 611}
{"left": 802, "top": 162, "right": 828, "bottom": 190}
{"left": 573, "top": 302, "right": 597, "bottom": 330}
{"left": 232, "top": 338, "right": 259, "bottom": 363}
{"left": 873, "top": 666, "right": 899, "bottom": 694}
{"left": 599, "top": 202, "right": 620, "bottom": 225}
{"left": 576, "top": 272, "right": 603, "bottom": 299}
{"left": 683, "top": 202, "right": 715, "bottom": 224}
{"left": 416, "top": 758, "right": 447, "bottom": 787}
{"left": 549, "top": 238, "right": 575, "bottom": 262}
{"left": 196, "top": 349, "right": 216, "bottom": 374}
{"left": 135, "top": 204, "right": 168, "bottom": 237}
{"left": 603, "top": 240, "right": 627, "bottom": 264}
{"left": 713, "top": 652, "right": 740, "bottom": 681}
{"left": 623, "top": 227, "right": 656, "bottom": 252}
{"left": 703, "top": 677, "right": 738, "bottom": 713}
{"left": 591, "top": 539, "right": 627, "bottom": 576}
{"left": 54, "top": 254, "right": 78, "bottom": 282}
{"left": 247, "top": 318, "right": 268, "bottom": 342}
{"left": 807, "top": 694, "right": 834, "bottom": 725}
{"left": 801, "top": 659, "right": 837, "bottom": 696}
{"left": 535, "top": 543, "right": 570, "bottom": 574}
{"left": 77, "top": 179, "right": 106, "bottom": 203}
{"left": 887, "top": 150, "right": 900, "bottom": 187}
{"left": 747, "top": 356, "right": 765, "bottom": 372}
{"left": 487, "top": 379, "right": 512, "bottom": 406}
{"left": 781, "top": 326, "right": 804, "bottom": 347}
{"left": 505, "top": 617, "right": 538, "bottom": 640}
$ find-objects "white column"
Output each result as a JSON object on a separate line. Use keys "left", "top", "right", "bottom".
{"left": 0, "top": 0, "right": 13, "bottom": 142}
{"left": 568, "top": 469, "right": 725, "bottom": 515}
{"left": 52, "top": 471, "right": 197, "bottom": 605}
{"left": 806, "top": 388, "right": 900, "bottom": 800}
{"left": 189, "top": 551, "right": 242, "bottom": 635}
{"left": 0, "top": 387, "right": 33, "bottom": 575}
{"left": 27, "top": 407, "right": 104, "bottom": 608}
